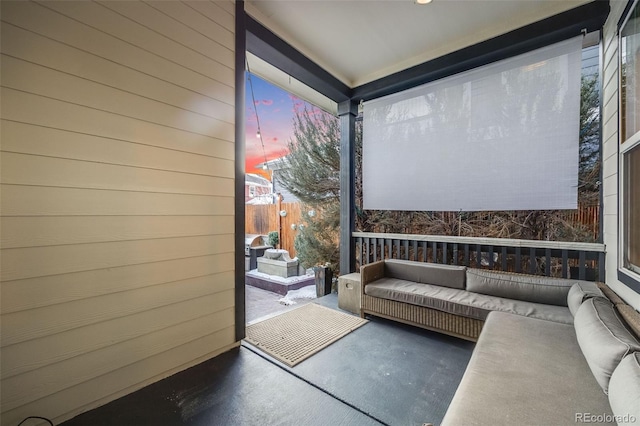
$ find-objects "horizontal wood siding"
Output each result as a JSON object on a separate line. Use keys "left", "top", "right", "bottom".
{"left": 601, "top": 1, "right": 640, "bottom": 310}
{"left": 0, "top": 1, "right": 237, "bottom": 424}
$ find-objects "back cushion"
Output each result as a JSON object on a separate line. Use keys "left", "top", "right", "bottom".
{"left": 608, "top": 352, "right": 640, "bottom": 424}
{"left": 574, "top": 298, "right": 640, "bottom": 394}
{"left": 567, "top": 281, "right": 605, "bottom": 316}
{"left": 384, "top": 259, "right": 466, "bottom": 290}
{"left": 466, "top": 269, "right": 572, "bottom": 306}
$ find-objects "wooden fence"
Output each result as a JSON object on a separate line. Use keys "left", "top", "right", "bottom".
{"left": 245, "top": 201, "right": 302, "bottom": 257}
{"left": 566, "top": 204, "right": 600, "bottom": 240}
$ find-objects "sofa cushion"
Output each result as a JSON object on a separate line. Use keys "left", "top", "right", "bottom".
{"left": 383, "top": 259, "right": 466, "bottom": 289}
{"left": 567, "top": 281, "right": 605, "bottom": 316}
{"left": 442, "top": 311, "right": 612, "bottom": 426}
{"left": 466, "top": 269, "right": 572, "bottom": 306}
{"left": 365, "top": 277, "right": 573, "bottom": 324}
{"left": 574, "top": 297, "right": 640, "bottom": 393}
{"left": 609, "top": 352, "right": 640, "bottom": 425}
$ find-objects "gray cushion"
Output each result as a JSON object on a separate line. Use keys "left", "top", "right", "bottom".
{"left": 466, "top": 269, "right": 572, "bottom": 306}
{"left": 442, "top": 311, "right": 612, "bottom": 426}
{"left": 567, "top": 281, "right": 605, "bottom": 316}
{"left": 384, "top": 259, "right": 466, "bottom": 289}
{"left": 574, "top": 297, "right": 640, "bottom": 393}
{"left": 365, "top": 277, "right": 573, "bottom": 324}
{"left": 609, "top": 352, "right": 640, "bottom": 425}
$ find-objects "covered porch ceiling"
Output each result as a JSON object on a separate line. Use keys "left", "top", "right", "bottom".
{"left": 245, "top": 0, "right": 608, "bottom": 104}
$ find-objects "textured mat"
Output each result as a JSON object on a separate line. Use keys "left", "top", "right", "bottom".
{"left": 245, "top": 303, "right": 368, "bottom": 367}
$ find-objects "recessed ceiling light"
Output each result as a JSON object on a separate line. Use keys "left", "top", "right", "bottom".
{"left": 416, "top": 0, "right": 433, "bottom": 4}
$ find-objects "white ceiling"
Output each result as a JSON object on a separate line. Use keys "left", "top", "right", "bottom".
{"left": 245, "top": 0, "right": 592, "bottom": 88}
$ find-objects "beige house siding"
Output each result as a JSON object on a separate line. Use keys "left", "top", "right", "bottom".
{"left": 0, "top": 1, "right": 238, "bottom": 424}
{"left": 602, "top": 0, "right": 640, "bottom": 310}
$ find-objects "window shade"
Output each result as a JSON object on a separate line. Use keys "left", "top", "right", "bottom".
{"left": 363, "top": 36, "right": 583, "bottom": 212}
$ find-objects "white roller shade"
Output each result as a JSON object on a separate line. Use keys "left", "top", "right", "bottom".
{"left": 363, "top": 36, "right": 583, "bottom": 212}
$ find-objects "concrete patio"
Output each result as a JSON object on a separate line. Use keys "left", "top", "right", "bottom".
{"left": 61, "top": 294, "right": 475, "bottom": 426}
{"left": 244, "top": 283, "right": 315, "bottom": 324}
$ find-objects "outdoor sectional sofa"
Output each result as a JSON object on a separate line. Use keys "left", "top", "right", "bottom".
{"left": 359, "top": 259, "right": 640, "bottom": 425}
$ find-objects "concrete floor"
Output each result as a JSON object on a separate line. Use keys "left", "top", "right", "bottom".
{"left": 62, "top": 294, "right": 475, "bottom": 426}
{"left": 244, "top": 284, "right": 315, "bottom": 324}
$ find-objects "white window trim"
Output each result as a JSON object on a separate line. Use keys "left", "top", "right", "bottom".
{"left": 619, "top": 134, "right": 640, "bottom": 276}
{"left": 618, "top": 0, "right": 640, "bottom": 283}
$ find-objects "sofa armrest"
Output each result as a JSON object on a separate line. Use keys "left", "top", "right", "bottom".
{"left": 360, "top": 260, "right": 385, "bottom": 294}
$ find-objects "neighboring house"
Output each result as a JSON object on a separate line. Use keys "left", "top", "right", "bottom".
{"left": 255, "top": 156, "right": 300, "bottom": 204}
{"left": 245, "top": 173, "right": 272, "bottom": 203}
{"left": 581, "top": 44, "right": 599, "bottom": 77}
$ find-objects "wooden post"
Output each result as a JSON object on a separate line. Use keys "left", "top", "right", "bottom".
{"left": 276, "top": 193, "right": 282, "bottom": 249}
{"left": 339, "top": 100, "right": 357, "bottom": 275}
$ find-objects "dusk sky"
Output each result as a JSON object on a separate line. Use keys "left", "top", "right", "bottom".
{"left": 245, "top": 73, "right": 317, "bottom": 179}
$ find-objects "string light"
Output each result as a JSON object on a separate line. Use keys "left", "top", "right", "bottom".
{"left": 246, "top": 60, "right": 269, "bottom": 171}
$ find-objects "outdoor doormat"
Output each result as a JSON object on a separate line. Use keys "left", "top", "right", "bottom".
{"left": 244, "top": 303, "right": 368, "bottom": 367}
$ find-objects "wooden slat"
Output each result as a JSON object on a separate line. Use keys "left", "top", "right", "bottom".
{"left": 1, "top": 216, "right": 234, "bottom": 249}
{"left": 1, "top": 253, "right": 234, "bottom": 314}
{"left": 186, "top": 0, "right": 235, "bottom": 32}
{"left": 529, "top": 247, "right": 537, "bottom": 274}
{"left": 2, "top": 89, "right": 234, "bottom": 158}
{"left": 1, "top": 55, "right": 234, "bottom": 137}
{"left": 145, "top": 1, "right": 234, "bottom": 50}
{"left": 1, "top": 234, "right": 233, "bottom": 282}
{"left": 545, "top": 248, "right": 552, "bottom": 276}
{"left": 365, "top": 237, "right": 370, "bottom": 264}
{"left": 1, "top": 121, "right": 234, "bottom": 176}
{"left": 2, "top": 22, "right": 234, "bottom": 121}
{"left": 41, "top": 0, "right": 234, "bottom": 86}
{"left": 1, "top": 328, "right": 236, "bottom": 426}
{"left": 1, "top": 273, "right": 234, "bottom": 347}
{"left": 3, "top": 308, "right": 234, "bottom": 411}
{"left": 97, "top": 0, "right": 233, "bottom": 63}
{"left": 1, "top": 1, "right": 234, "bottom": 104}
{"left": 1, "top": 152, "right": 233, "bottom": 196}
{"left": 372, "top": 237, "right": 377, "bottom": 262}
{"left": 2, "top": 293, "right": 234, "bottom": 380}
{"left": 442, "top": 242, "right": 448, "bottom": 264}
{"left": 1, "top": 185, "right": 233, "bottom": 216}
{"left": 464, "top": 244, "right": 470, "bottom": 266}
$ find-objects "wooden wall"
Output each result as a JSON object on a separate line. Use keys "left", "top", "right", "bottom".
{"left": 0, "top": 1, "right": 238, "bottom": 424}
{"left": 601, "top": 0, "right": 640, "bottom": 310}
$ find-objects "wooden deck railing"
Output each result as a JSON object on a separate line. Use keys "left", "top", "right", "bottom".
{"left": 353, "top": 232, "right": 606, "bottom": 282}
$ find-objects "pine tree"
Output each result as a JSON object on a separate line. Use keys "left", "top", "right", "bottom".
{"left": 277, "top": 104, "right": 342, "bottom": 272}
